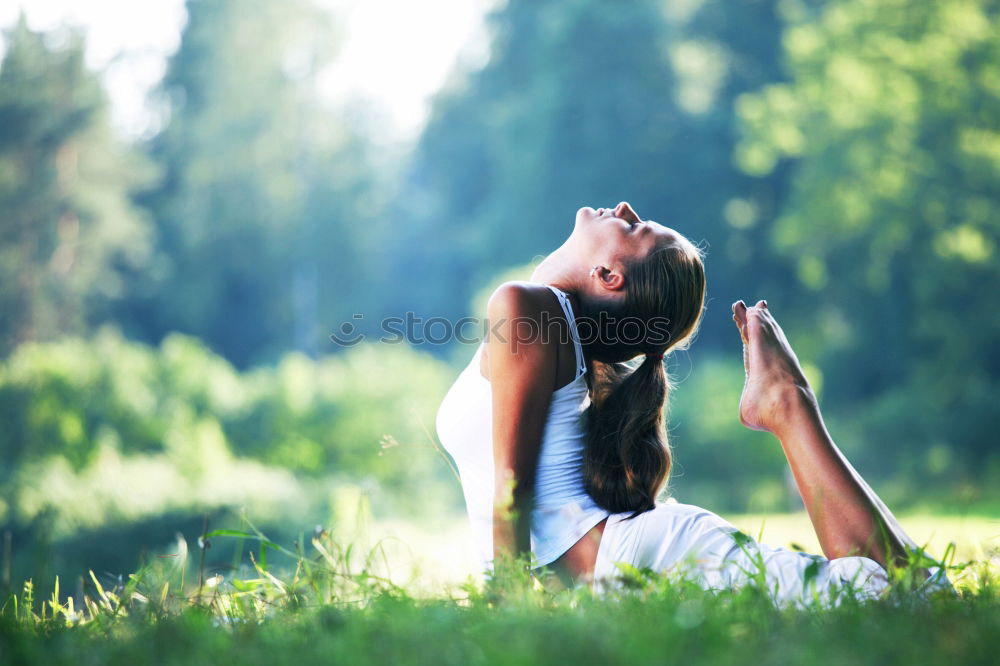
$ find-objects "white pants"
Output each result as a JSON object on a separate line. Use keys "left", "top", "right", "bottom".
{"left": 591, "top": 502, "right": 894, "bottom": 607}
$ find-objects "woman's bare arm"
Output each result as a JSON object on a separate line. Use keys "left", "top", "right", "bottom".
{"left": 487, "top": 283, "right": 558, "bottom": 562}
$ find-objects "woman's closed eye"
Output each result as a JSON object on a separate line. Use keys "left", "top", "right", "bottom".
{"left": 610, "top": 212, "right": 634, "bottom": 226}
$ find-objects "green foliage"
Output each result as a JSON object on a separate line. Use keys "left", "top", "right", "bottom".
{"left": 736, "top": 0, "right": 1000, "bottom": 483}
{"left": 3, "top": 0, "right": 1000, "bottom": 631}
{"left": 227, "top": 343, "right": 455, "bottom": 488}
{"left": 669, "top": 355, "right": 793, "bottom": 512}
{"left": 0, "top": 330, "right": 458, "bottom": 533}
{"left": 0, "top": 17, "right": 154, "bottom": 355}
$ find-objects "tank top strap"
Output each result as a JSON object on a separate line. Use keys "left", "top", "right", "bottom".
{"left": 545, "top": 285, "right": 587, "bottom": 380}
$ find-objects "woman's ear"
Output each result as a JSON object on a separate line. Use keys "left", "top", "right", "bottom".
{"left": 591, "top": 265, "right": 626, "bottom": 293}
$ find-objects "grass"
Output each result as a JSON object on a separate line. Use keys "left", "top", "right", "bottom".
{"left": 1, "top": 511, "right": 998, "bottom": 665}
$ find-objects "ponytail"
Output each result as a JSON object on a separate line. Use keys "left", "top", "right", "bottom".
{"left": 583, "top": 355, "right": 670, "bottom": 517}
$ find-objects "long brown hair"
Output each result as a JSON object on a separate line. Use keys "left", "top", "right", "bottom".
{"left": 579, "top": 240, "right": 706, "bottom": 518}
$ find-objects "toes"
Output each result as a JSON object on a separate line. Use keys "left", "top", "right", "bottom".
{"left": 732, "top": 300, "right": 749, "bottom": 344}
{"left": 733, "top": 301, "right": 747, "bottom": 319}
{"left": 748, "top": 300, "right": 773, "bottom": 329}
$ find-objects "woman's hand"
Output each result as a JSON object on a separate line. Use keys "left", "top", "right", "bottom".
{"left": 731, "top": 300, "right": 817, "bottom": 436}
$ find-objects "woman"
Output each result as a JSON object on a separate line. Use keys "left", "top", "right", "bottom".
{"left": 436, "top": 202, "right": 942, "bottom": 604}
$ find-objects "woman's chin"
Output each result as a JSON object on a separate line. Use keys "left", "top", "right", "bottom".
{"left": 575, "top": 206, "right": 599, "bottom": 225}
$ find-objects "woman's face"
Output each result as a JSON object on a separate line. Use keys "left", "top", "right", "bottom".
{"left": 573, "top": 201, "right": 684, "bottom": 267}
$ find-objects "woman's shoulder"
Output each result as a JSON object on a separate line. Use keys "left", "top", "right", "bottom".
{"left": 483, "top": 282, "right": 574, "bottom": 385}
{"left": 486, "top": 281, "right": 560, "bottom": 320}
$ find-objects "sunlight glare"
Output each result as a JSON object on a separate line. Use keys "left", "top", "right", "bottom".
{"left": 316, "top": 0, "right": 496, "bottom": 137}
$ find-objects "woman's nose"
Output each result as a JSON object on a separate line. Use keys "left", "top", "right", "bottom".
{"left": 615, "top": 202, "right": 640, "bottom": 223}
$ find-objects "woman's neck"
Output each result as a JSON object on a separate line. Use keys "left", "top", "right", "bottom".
{"left": 529, "top": 247, "right": 588, "bottom": 295}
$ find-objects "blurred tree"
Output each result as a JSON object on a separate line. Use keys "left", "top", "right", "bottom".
{"left": 0, "top": 17, "right": 154, "bottom": 355}
{"left": 128, "top": 0, "right": 383, "bottom": 366}
{"left": 385, "top": 0, "right": 687, "bottom": 325}
{"left": 736, "top": 0, "right": 1000, "bottom": 486}
{"left": 673, "top": 0, "right": 802, "bottom": 348}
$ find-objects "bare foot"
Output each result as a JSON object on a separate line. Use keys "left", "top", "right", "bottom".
{"left": 731, "top": 300, "right": 816, "bottom": 434}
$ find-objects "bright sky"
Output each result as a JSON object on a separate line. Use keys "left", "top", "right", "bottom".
{"left": 0, "top": 0, "right": 495, "bottom": 139}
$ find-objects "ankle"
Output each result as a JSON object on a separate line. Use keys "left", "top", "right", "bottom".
{"left": 770, "top": 383, "right": 820, "bottom": 438}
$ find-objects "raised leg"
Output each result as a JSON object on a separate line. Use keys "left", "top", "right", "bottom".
{"left": 731, "top": 300, "right": 926, "bottom": 574}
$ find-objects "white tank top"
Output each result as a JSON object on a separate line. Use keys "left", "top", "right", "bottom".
{"left": 435, "top": 284, "right": 611, "bottom": 572}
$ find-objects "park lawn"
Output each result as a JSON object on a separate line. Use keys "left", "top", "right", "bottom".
{"left": 1, "top": 549, "right": 998, "bottom": 666}
{"left": 1, "top": 510, "right": 998, "bottom": 665}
